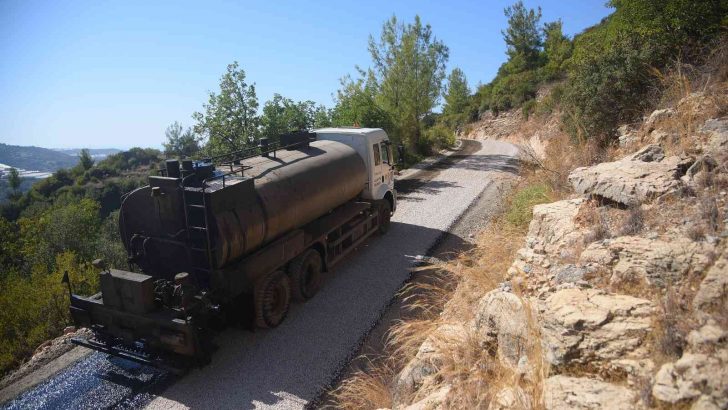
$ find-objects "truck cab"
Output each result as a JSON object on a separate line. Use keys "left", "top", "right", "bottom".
{"left": 315, "top": 127, "right": 397, "bottom": 213}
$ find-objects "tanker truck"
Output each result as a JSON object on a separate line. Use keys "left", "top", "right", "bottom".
{"left": 68, "top": 128, "right": 398, "bottom": 371}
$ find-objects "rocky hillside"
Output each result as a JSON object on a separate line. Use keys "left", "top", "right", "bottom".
{"left": 338, "top": 77, "right": 727, "bottom": 408}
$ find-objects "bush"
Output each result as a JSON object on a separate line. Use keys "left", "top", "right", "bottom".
{"left": 423, "top": 123, "right": 456, "bottom": 151}
{"left": 505, "top": 183, "right": 551, "bottom": 228}
{"left": 0, "top": 252, "right": 98, "bottom": 375}
{"left": 562, "top": 0, "right": 727, "bottom": 140}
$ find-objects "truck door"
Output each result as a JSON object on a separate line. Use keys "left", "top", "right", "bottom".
{"left": 371, "top": 142, "right": 383, "bottom": 194}
{"left": 380, "top": 142, "right": 394, "bottom": 190}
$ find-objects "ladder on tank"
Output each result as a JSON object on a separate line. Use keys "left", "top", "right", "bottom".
{"left": 181, "top": 177, "right": 214, "bottom": 284}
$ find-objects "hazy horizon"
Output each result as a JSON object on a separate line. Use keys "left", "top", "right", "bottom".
{"left": 1, "top": 0, "right": 612, "bottom": 150}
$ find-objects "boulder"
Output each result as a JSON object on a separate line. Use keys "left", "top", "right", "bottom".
{"left": 652, "top": 348, "right": 728, "bottom": 408}
{"left": 579, "top": 235, "right": 715, "bottom": 288}
{"left": 474, "top": 290, "right": 533, "bottom": 367}
{"left": 568, "top": 145, "right": 691, "bottom": 207}
{"left": 544, "top": 375, "right": 640, "bottom": 409}
{"left": 539, "top": 288, "right": 652, "bottom": 366}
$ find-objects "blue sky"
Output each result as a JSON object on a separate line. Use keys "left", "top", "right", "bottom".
{"left": 0, "top": 0, "right": 613, "bottom": 149}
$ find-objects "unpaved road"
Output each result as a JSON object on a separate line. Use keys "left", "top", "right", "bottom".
{"left": 1, "top": 139, "right": 519, "bottom": 410}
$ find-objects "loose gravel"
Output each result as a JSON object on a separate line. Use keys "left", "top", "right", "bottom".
{"left": 147, "top": 140, "right": 519, "bottom": 410}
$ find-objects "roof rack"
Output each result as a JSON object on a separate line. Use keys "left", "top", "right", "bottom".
{"left": 203, "top": 131, "right": 316, "bottom": 188}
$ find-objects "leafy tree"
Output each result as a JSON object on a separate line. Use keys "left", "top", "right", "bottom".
{"left": 259, "top": 95, "right": 322, "bottom": 140}
{"left": 0, "top": 217, "right": 20, "bottom": 277}
{"left": 78, "top": 149, "right": 94, "bottom": 171}
{"left": 542, "top": 20, "right": 572, "bottom": 80}
{"left": 331, "top": 72, "right": 392, "bottom": 130}
{"left": 7, "top": 168, "right": 20, "bottom": 192}
{"left": 502, "top": 1, "right": 543, "bottom": 71}
{"left": 442, "top": 68, "right": 471, "bottom": 128}
{"left": 163, "top": 121, "right": 200, "bottom": 158}
{"left": 368, "top": 15, "right": 449, "bottom": 149}
{"left": 312, "top": 105, "right": 333, "bottom": 128}
{"left": 19, "top": 198, "right": 101, "bottom": 271}
{"left": 193, "top": 62, "right": 259, "bottom": 156}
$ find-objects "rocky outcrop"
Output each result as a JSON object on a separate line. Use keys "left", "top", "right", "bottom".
{"left": 652, "top": 349, "right": 728, "bottom": 408}
{"left": 568, "top": 145, "right": 691, "bottom": 206}
{"left": 509, "top": 198, "right": 586, "bottom": 277}
{"left": 544, "top": 375, "right": 640, "bottom": 409}
{"left": 580, "top": 235, "right": 715, "bottom": 287}
{"left": 693, "top": 247, "right": 728, "bottom": 322}
{"left": 539, "top": 288, "right": 652, "bottom": 367}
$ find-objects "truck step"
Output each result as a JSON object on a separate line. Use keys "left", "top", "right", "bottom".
{"left": 188, "top": 226, "right": 207, "bottom": 230}
{"left": 187, "top": 204, "right": 206, "bottom": 209}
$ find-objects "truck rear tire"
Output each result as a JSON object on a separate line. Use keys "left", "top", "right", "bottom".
{"left": 378, "top": 200, "right": 391, "bottom": 235}
{"left": 288, "top": 249, "right": 323, "bottom": 302}
{"left": 254, "top": 270, "right": 291, "bottom": 328}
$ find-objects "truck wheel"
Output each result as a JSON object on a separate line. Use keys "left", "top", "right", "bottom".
{"left": 254, "top": 271, "right": 291, "bottom": 328}
{"left": 288, "top": 249, "right": 323, "bottom": 302}
{"left": 378, "top": 200, "right": 391, "bottom": 235}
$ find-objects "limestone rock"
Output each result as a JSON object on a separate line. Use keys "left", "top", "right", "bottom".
{"left": 509, "top": 199, "right": 586, "bottom": 276}
{"left": 474, "top": 290, "right": 533, "bottom": 367}
{"left": 617, "top": 124, "right": 637, "bottom": 147}
{"left": 652, "top": 348, "right": 728, "bottom": 408}
{"left": 393, "top": 324, "right": 466, "bottom": 402}
{"left": 401, "top": 385, "right": 451, "bottom": 410}
{"left": 544, "top": 375, "right": 639, "bottom": 409}
{"left": 644, "top": 108, "right": 675, "bottom": 132}
{"left": 539, "top": 288, "right": 652, "bottom": 366}
{"left": 628, "top": 144, "right": 665, "bottom": 162}
{"left": 579, "top": 235, "right": 715, "bottom": 288}
{"left": 700, "top": 117, "right": 728, "bottom": 158}
{"left": 488, "top": 386, "right": 531, "bottom": 410}
{"left": 568, "top": 145, "right": 691, "bottom": 206}
{"left": 693, "top": 247, "right": 728, "bottom": 322}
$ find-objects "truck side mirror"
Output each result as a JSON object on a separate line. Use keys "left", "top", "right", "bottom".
{"left": 397, "top": 144, "right": 405, "bottom": 167}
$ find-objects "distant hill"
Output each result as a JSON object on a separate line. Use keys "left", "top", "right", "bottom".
{"left": 0, "top": 143, "right": 78, "bottom": 172}
{"left": 53, "top": 148, "right": 122, "bottom": 160}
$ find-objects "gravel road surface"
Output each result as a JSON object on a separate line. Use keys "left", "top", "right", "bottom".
{"left": 1, "top": 139, "right": 518, "bottom": 410}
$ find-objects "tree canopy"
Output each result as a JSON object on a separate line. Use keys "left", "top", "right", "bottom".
{"left": 193, "top": 62, "right": 259, "bottom": 156}
{"left": 368, "top": 15, "right": 449, "bottom": 148}
{"left": 163, "top": 121, "right": 200, "bottom": 158}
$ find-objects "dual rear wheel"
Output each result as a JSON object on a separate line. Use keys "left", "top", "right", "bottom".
{"left": 253, "top": 249, "right": 323, "bottom": 328}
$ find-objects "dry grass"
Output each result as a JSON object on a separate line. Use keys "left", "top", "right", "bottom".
{"left": 331, "top": 186, "right": 536, "bottom": 409}
{"left": 330, "top": 357, "right": 396, "bottom": 409}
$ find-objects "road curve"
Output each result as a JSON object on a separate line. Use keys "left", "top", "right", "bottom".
{"left": 148, "top": 139, "right": 519, "bottom": 410}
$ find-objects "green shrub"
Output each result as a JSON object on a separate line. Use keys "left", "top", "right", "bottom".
{"left": 506, "top": 183, "right": 551, "bottom": 228}
{"left": 562, "top": 0, "right": 727, "bottom": 139}
{"left": 0, "top": 252, "right": 98, "bottom": 375}
{"left": 521, "top": 99, "right": 537, "bottom": 119}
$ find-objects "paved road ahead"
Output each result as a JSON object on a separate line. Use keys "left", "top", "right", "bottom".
{"left": 2, "top": 139, "right": 519, "bottom": 410}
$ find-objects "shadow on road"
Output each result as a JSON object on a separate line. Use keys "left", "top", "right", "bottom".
{"left": 152, "top": 222, "right": 470, "bottom": 409}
